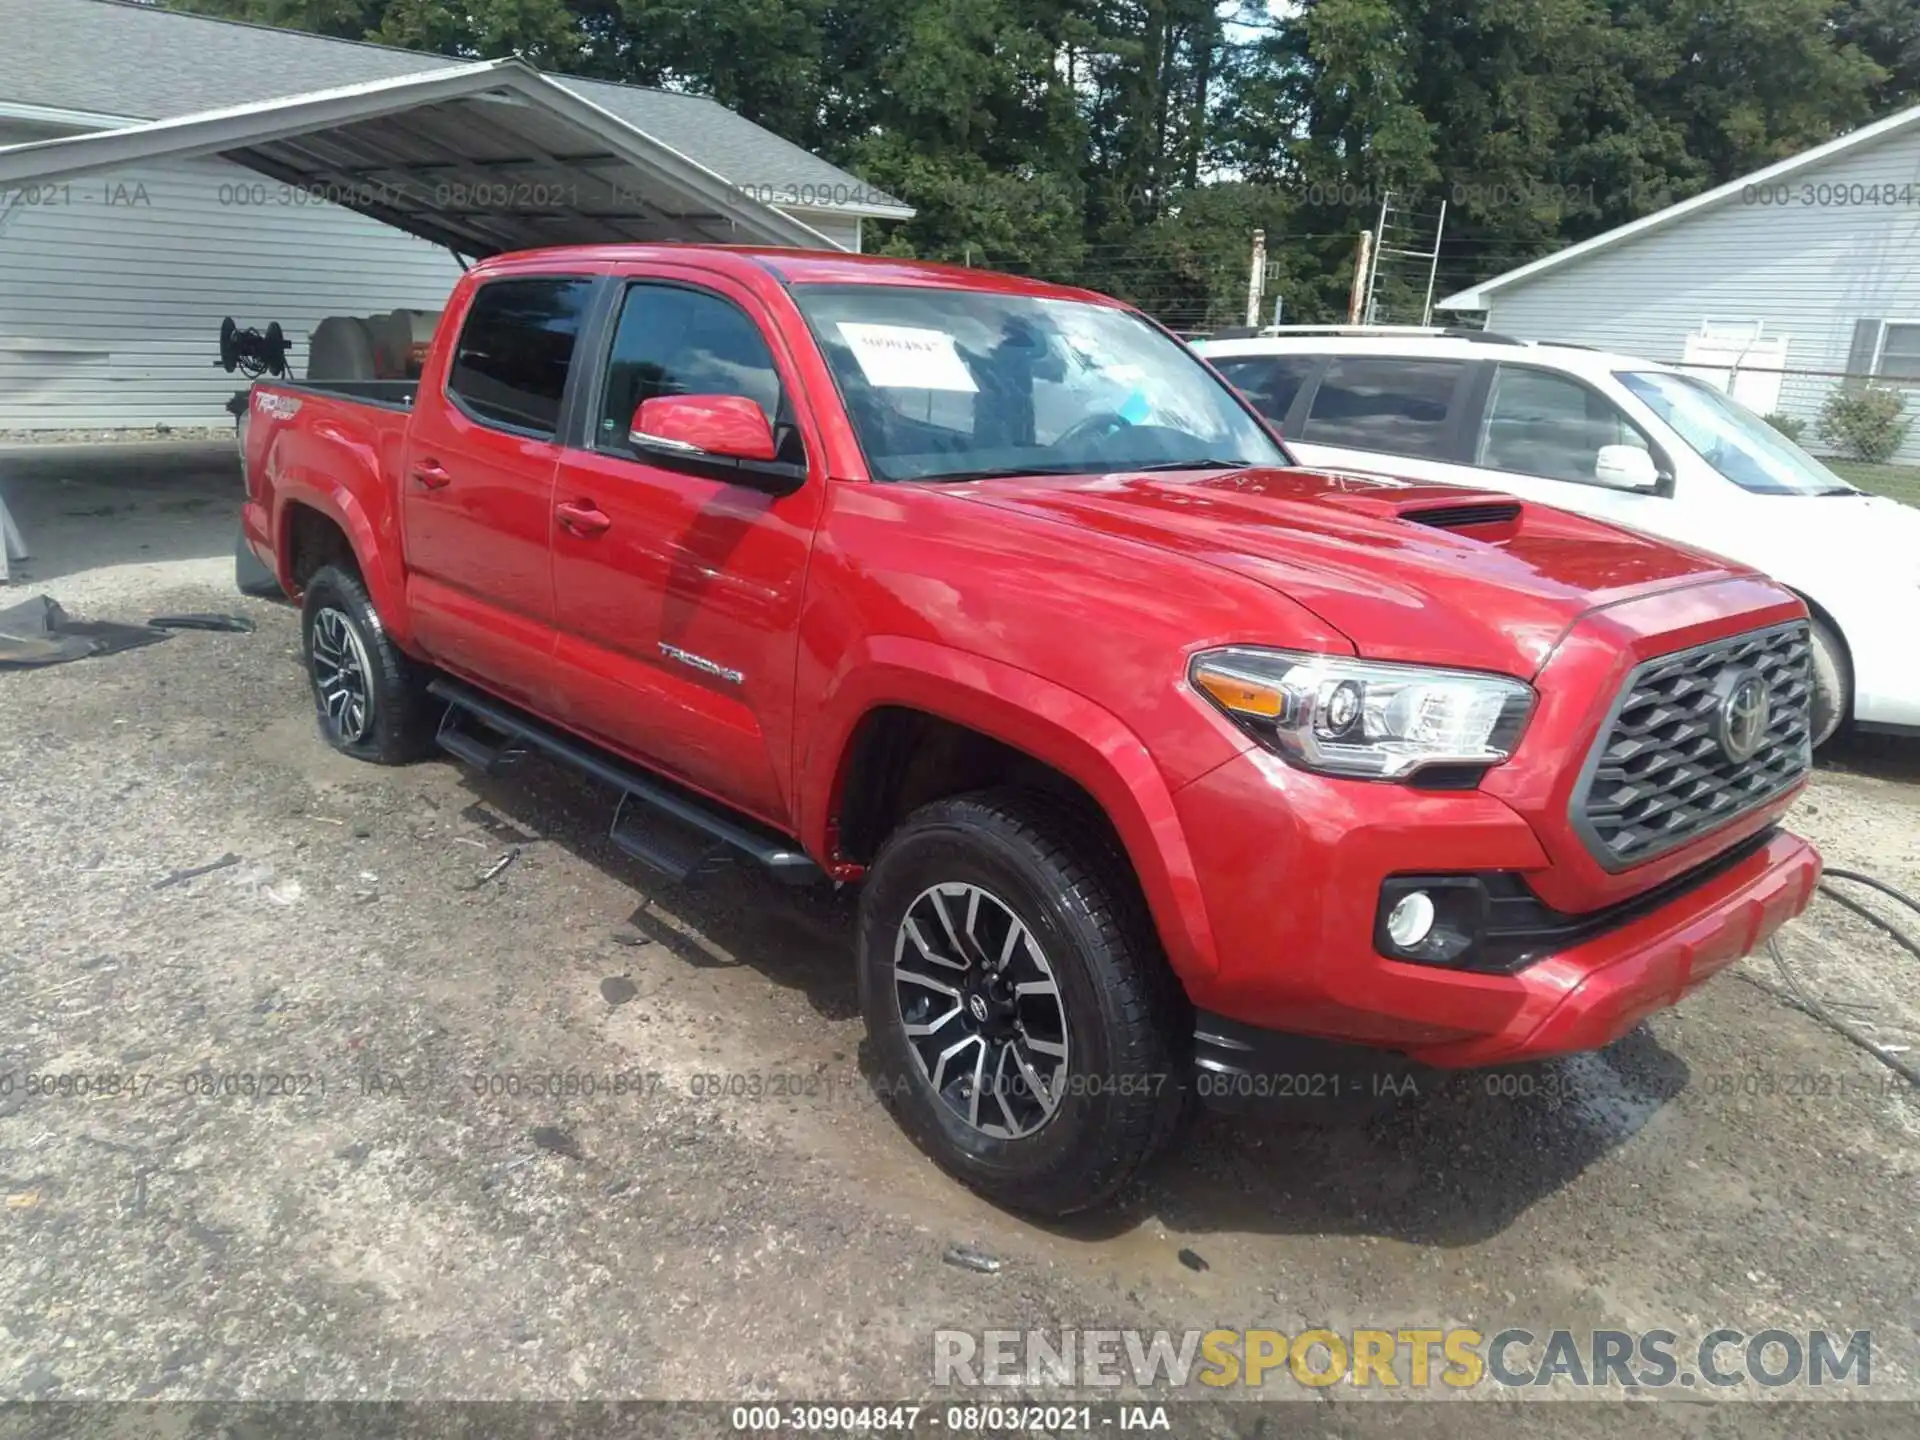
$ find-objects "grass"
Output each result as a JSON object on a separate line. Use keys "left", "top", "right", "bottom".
{"left": 1824, "top": 459, "right": 1920, "bottom": 507}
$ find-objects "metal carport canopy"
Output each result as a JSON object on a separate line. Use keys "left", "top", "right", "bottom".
{"left": 0, "top": 58, "right": 840, "bottom": 255}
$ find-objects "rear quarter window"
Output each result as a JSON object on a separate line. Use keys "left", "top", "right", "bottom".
{"left": 1209, "top": 354, "right": 1318, "bottom": 427}
{"left": 1300, "top": 356, "right": 1469, "bottom": 459}
{"left": 446, "top": 278, "right": 594, "bottom": 437}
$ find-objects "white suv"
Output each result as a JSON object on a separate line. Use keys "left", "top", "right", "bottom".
{"left": 1193, "top": 328, "right": 1920, "bottom": 746}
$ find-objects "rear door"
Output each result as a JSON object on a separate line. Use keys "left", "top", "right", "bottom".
{"left": 546, "top": 270, "right": 824, "bottom": 829}
{"left": 402, "top": 274, "right": 597, "bottom": 711}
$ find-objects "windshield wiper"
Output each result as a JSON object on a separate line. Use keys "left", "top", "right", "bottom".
{"left": 1128, "top": 457, "right": 1253, "bottom": 472}
{"left": 907, "top": 463, "right": 1108, "bottom": 484}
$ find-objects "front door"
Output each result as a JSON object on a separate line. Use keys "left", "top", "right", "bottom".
{"left": 1463, "top": 363, "right": 1675, "bottom": 535}
{"left": 547, "top": 274, "right": 823, "bottom": 829}
{"left": 401, "top": 274, "right": 596, "bottom": 711}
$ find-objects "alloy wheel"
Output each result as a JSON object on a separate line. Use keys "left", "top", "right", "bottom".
{"left": 310, "top": 606, "right": 375, "bottom": 744}
{"left": 892, "top": 881, "right": 1070, "bottom": 1139}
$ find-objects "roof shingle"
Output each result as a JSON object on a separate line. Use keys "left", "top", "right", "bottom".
{"left": 1, "top": 0, "right": 905, "bottom": 213}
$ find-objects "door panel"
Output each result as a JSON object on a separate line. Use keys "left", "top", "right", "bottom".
{"left": 548, "top": 275, "right": 822, "bottom": 828}
{"left": 402, "top": 276, "right": 594, "bottom": 710}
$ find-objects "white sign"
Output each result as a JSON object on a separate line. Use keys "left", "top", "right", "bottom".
{"left": 837, "top": 323, "right": 978, "bottom": 392}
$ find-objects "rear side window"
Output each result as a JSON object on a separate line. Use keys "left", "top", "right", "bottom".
{"left": 447, "top": 278, "right": 593, "bottom": 437}
{"left": 1300, "top": 357, "right": 1468, "bottom": 458}
{"left": 1210, "top": 354, "right": 1318, "bottom": 427}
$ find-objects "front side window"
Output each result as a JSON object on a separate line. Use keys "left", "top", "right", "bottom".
{"left": 1299, "top": 357, "right": 1467, "bottom": 459}
{"left": 1209, "top": 354, "right": 1318, "bottom": 428}
{"left": 595, "top": 283, "right": 784, "bottom": 449}
{"left": 1476, "top": 365, "right": 1651, "bottom": 485}
{"left": 1619, "top": 370, "right": 1854, "bottom": 496}
{"left": 791, "top": 284, "right": 1285, "bottom": 482}
{"left": 446, "top": 278, "right": 592, "bottom": 436}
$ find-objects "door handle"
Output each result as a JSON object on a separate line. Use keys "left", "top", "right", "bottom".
{"left": 556, "top": 500, "right": 612, "bottom": 537}
{"left": 409, "top": 460, "right": 451, "bottom": 490}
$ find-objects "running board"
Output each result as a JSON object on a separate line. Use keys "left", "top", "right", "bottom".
{"left": 427, "top": 677, "right": 822, "bottom": 887}
{"left": 435, "top": 704, "right": 525, "bottom": 775}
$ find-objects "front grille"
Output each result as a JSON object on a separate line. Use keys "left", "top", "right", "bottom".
{"left": 1572, "top": 622, "right": 1812, "bottom": 870}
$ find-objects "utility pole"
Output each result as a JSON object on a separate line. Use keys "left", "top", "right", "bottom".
{"left": 1244, "top": 229, "right": 1266, "bottom": 328}
{"left": 1347, "top": 230, "right": 1372, "bottom": 324}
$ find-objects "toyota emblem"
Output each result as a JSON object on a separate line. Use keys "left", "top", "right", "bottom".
{"left": 1714, "top": 669, "right": 1771, "bottom": 763}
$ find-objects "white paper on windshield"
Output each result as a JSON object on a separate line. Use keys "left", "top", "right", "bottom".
{"left": 836, "top": 322, "right": 978, "bottom": 392}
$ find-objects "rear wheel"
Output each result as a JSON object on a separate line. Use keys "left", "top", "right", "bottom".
{"left": 1807, "top": 616, "right": 1849, "bottom": 749}
{"left": 300, "top": 564, "right": 436, "bottom": 765}
{"left": 857, "top": 789, "right": 1188, "bottom": 1215}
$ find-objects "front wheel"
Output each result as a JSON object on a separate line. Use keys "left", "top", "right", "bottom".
{"left": 300, "top": 565, "right": 437, "bottom": 764}
{"left": 857, "top": 789, "right": 1188, "bottom": 1215}
{"left": 1807, "top": 617, "right": 1850, "bottom": 749}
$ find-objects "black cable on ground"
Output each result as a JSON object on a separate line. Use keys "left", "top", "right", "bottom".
{"left": 1758, "top": 867, "right": 1920, "bottom": 1088}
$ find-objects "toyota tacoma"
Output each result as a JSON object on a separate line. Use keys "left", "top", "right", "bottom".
{"left": 239, "top": 246, "right": 1822, "bottom": 1215}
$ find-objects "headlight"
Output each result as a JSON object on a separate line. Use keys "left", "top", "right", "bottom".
{"left": 1190, "top": 647, "right": 1535, "bottom": 779}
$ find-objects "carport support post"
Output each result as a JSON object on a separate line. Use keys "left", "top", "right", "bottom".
{"left": 0, "top": 489, "right": 27, "bottom": 583}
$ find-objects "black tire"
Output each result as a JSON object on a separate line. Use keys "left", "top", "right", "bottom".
{"left": 1807, "top": 616, "right": 1850, "bottom": 749}
{"left": 300, "top": 564, "right": 436, "bottom": 765}
{"left": 234, "top": 527, "right": 283, "bottom": 599}
{"left": 857, "top": 788, "right": 1189, "bottom": 1216}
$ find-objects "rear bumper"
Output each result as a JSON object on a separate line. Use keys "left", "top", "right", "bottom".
{"left": 1171, "top": 742, "right": 1821, "bottom": 1068}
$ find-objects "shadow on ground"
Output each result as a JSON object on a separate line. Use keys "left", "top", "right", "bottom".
{"left": 0, "top": 442, "right": 238, "bottom": 587}
{"left": 1818, "top": 727, "right": 1920, "bottom": 785}
{"left": 430, "top": 737, "right": 1684, "bottom": 1247}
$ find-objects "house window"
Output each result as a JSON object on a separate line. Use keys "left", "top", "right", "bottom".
{"left": 1878, "top": 323, "right": 1920, "bottom": 382}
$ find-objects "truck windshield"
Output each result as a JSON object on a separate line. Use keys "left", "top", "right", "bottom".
{"left": 1617, "top": 370, "right": 1857, "bottom": 496}
{"left": 793, "top": 284, "right": 1287, "bottom": 482}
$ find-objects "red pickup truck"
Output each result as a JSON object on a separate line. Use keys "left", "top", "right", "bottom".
{"left": 240, "top": 245, "right": 1821, "bottom": 1215}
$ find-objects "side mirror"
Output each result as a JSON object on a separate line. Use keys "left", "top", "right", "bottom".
{"left": 1594, "top": 443, "right": 1661, "bottom": 491}
{"left": 632, "top": 393, "right": 777, "bottom": 462}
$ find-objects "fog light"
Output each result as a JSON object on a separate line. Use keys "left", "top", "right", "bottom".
{"left": 1386, "top": 890, "right": 1437, "bottom": 950}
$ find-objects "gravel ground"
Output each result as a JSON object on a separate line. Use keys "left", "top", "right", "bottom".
{"left": 2, "top": 453, "right": 1918, "bottom": 1434}
{"left": 0, "top": 427, "right": 238, "bottom": 448}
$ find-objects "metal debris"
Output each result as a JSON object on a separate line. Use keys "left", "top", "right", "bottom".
{"left": 153, "top": 852, "right": 240, "bottom": 890}
{"left": 943, "top": 1243, "right": 1002, "bottom": 1275}
{"left": 462, "top": 847, "right": 519, "bottom": 891}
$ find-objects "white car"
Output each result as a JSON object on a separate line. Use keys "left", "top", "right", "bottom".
{"left": 1193, "top": 328, "right": 1920, "bottom": 746}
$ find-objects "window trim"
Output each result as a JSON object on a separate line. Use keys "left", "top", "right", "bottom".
{"left": 443, "top": 274, "right": 600, "bottom": 442}
{"left": 1293, "top": 354, "right": 1479, "bottom": 462}
{"left": 579, "top": 276, "right": 799, "bottom": 467}
{"left": 1466, "top": 360, "right": 1675, "bottom": 495}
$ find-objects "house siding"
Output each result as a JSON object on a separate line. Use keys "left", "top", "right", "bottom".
{"left": 0, "top": 140, "right": 463, "bottom": 431}
{"left": 1479, "top": 121, "right": 1920, "bottom": 465}
{"left": 0, "top": 136, "right": 859, "bottom": 432}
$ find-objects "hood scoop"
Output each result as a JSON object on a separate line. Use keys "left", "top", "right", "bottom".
{"left": 1398, "top": 498, "right": 1523, "bottom": 539}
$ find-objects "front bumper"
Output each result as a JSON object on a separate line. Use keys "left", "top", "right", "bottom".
{"left": 1170, "top": 744, "right": 1821, "bottom": 1068}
